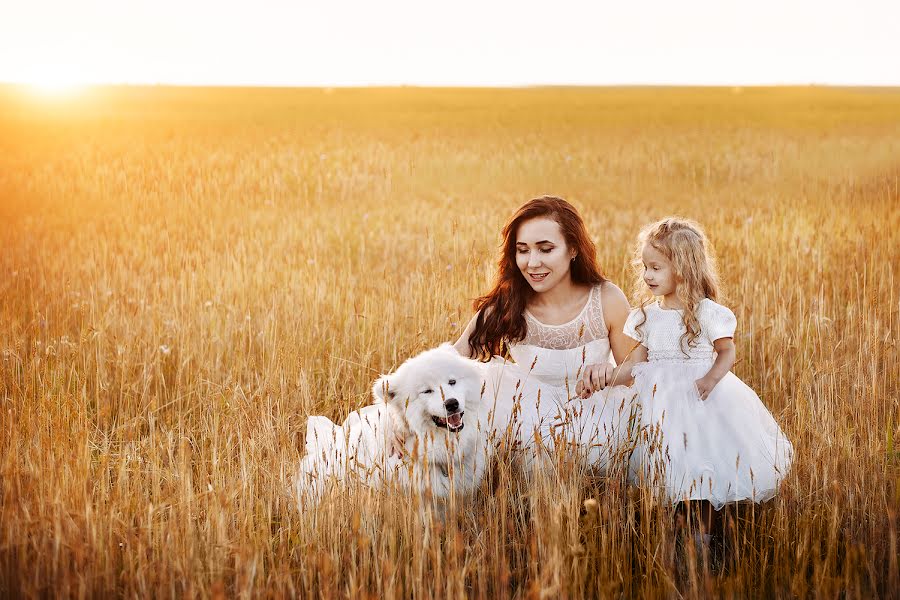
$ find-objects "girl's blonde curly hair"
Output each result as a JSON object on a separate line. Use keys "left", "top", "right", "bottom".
{"left": 632, "top": 217, "right": 720, "bottom": 353}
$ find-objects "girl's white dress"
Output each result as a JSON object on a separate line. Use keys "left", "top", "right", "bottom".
{"left": 481, "top": 284, "right": 639, "bottom": 472}
{"left": 624, "top": 299, "right": 793, "bottom": 509}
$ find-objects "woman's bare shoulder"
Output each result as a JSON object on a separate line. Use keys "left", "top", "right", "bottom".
{"left": 453, "top": 307, "right": 489, "bottom": 357}
{"left": 599, "top": 281, "right": 630, "bottom": 310}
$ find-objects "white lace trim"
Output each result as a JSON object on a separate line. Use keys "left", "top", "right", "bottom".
{"left": 521, "top": 285, "right": 608, "bottom": 350}
{"left": 645, "top": 352, "right": 716, "bottom": 363}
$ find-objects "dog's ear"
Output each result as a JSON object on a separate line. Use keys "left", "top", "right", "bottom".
{"left": 372, "top": 374, "right": 397, "bottom": 405}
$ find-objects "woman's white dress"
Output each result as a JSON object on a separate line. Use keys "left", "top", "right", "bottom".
{"left": 624, "top": 299, "right": 793, "bottom": 509}
{"left": 480, "top": 284, "right": 639, "bottom": 472}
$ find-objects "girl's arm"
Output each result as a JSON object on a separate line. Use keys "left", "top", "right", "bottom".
{"left": 577, "top": 283, "right": 640, "bottom": 397}
{"left": 695, "top": 337, "right": 736, "bottom": 400}
{"left": 613, "top": 342, "right": 648, "bottom": 385}
{"left": 578, "top": 341, "right": 646, "bottom": 397}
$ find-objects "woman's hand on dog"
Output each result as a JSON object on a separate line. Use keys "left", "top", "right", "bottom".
{"left": 389, "top": 432, "right": 407, "bottom": 458}
{"left": 387, "top": 410, "right": 411, "bottom": 458}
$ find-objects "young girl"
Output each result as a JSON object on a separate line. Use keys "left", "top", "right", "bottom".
{"left": 610, "top": 217, "right": 793, "bottom": 533}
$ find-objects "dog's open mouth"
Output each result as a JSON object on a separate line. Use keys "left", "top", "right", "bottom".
{"left": 432, "top": 412, "right": 465, "bottom": 432}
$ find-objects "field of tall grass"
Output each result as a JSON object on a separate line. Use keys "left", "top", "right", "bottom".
{"left": 1, "top": 85, "right": 898, "bottom": 598}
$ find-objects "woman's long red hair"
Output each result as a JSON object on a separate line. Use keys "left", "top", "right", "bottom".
{"left": 468, "top": 196, "right": 606, "bottom": 360}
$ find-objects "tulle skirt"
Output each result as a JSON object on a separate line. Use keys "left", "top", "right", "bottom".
{"left": 629, "top": 360, "right": 793, "bottom": 509}
{"left": 480, "top": 359, "right": 640, "bottom": 473}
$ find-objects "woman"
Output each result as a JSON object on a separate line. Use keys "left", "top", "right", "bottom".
{"left": 454, "top": 196, "right": 639, "bottom": 471}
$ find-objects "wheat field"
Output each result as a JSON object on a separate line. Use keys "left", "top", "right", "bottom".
{"left": 1, "top": 85, "right": 898, "bottom": 598}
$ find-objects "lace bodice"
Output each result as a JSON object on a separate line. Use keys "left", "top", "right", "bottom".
{"left": 623, "top": 299, "right": 736, "bottom": 362}
{"left": 504, "top": 285, "right": 613, "bottom": 390}
{"left": 521, "top": 285, "right": 607, "bottom": 349}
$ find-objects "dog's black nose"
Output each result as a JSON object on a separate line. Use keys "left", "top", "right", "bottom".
{"left": 444, "top": 399, "right": 459, "bottom": 413}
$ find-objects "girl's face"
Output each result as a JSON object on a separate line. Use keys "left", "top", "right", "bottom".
{"left": 641, "top": 243, "right": 678, "bottom": 299}
{"left": 515, "top": 217, "right": 576, "bottom": 293}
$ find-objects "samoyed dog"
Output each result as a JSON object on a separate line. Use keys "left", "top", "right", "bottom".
{"left": 295, "top": 344, "right": 488, "bottom": 507}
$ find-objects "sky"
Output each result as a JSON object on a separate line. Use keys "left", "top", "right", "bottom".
{"left": 1, "top": 0, "right": 898, "bottom": 87}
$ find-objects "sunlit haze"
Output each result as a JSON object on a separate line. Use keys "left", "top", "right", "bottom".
{"left": 1, "top": 0, "right": 898, "bottom": 87}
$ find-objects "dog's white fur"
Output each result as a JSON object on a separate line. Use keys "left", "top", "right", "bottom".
{"left": 295, "top": 344, "right": 488, "bottom": 506}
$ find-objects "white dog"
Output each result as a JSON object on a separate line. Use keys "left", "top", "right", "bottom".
{"left": 295, "top": 344, "right": 488, "bottom": 506}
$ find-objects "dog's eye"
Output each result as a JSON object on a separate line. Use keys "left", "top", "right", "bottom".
{"left": 448, "top": 379, "right": 456, "bottom": 386}
{"left": 422, "top": 389, "right": 433, "bottom": 394}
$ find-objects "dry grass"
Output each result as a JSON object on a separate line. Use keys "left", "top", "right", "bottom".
{"left": 1, "top": 84, "right": 898, "bottom": 598}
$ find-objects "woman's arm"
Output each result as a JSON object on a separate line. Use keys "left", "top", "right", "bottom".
{"left": 601, "top": 282, "right": 636, "bottom": 366}
{"left": 453, "top": 311, "right": 480, "bottom": 358}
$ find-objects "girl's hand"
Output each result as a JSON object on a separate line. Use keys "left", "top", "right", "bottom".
{"left": 694, "top": 375, "right": 720, "bottom": 401}
{"left": 577, "top": 363, "right": 616, "bottom": 399}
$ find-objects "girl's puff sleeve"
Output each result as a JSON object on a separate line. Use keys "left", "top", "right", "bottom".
{"left": 623, "top": 308, "right": 645, "bottom": 344}
{"left": 703, "top": 300, "right": 737, "bottom": 343}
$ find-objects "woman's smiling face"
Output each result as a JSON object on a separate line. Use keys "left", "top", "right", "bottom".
{"left": 515, "top": 217, "right": 576, "bottom": 293}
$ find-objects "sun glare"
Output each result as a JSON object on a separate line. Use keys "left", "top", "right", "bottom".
{"left": 21, "top": 74, "right": 85, "bottom": 98}
{"left": 32, "top": 81, "right": 80, "bottom": 94}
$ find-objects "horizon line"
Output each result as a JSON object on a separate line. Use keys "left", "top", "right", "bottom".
{"left": 3, "top": 80, "right": 900, "bottom": 90}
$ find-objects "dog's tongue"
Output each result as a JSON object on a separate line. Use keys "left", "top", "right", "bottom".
{"left": 447, "top": 413, "right": 463, "bottom": 427}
